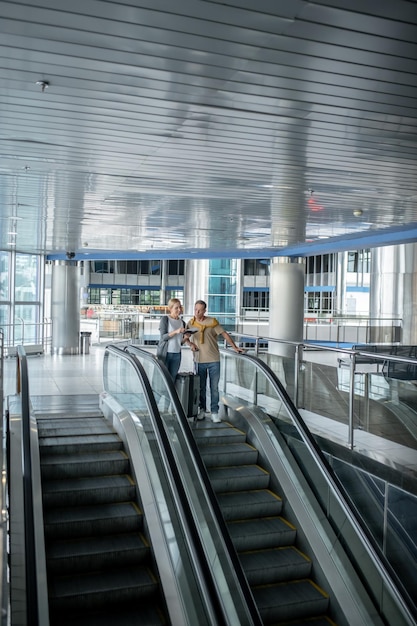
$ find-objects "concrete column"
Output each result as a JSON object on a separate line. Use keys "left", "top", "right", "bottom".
{"left": 268, "top": 258, "right": 305, "bottom": 356}
{"left": 370, "top": 243, "right": 417, "bottom": 343}
{"left": 183, "top": 259, "right": 209, "bottom": 317}
{"left": 51, "top": 261, "right": 80, "bottom": 354}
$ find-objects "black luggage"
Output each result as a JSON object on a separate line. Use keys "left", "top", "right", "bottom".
{"left": 175, "top": 372, "right": 200, "bottom": 418}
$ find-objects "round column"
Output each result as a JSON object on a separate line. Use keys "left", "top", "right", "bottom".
{"left": 183, "top": 258, "right": 209, "bottom": 317}
{"left": 370, "top": 243, "right": 417, "bottom": 344}
{"left": 268, "top": 258, "right": 305, "bottom": 356}
{"left": 51, "top": 261, "right": 80, "bottom": 354}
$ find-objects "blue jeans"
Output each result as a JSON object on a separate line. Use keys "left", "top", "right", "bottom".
{"left": 165, "top": 352, "right": 181, "bottom": 381}
{"left": 197, "top": 361, "right": 220, "bottom": 413}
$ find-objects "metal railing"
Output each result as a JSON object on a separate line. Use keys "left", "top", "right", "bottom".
{"left": 0, "top": 319, "right": 52, "bottom": 356}
{"left": 225, "top": 332, "right": 417, "bottom": 453}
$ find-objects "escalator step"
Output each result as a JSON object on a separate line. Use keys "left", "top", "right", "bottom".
{"left": 228, "top": 516, "right": 297, "bottom": 551}
{"left": 217, "top": 488, "right": 283, "bottom": 520}
{"left": 39, "top": 433, "right": 123, "bottom": 455}
{"left": 277, "top": 617, "right": 337, "bottom": 626}
{"left": 208, "top": 464, "right": 270, "bottom": 492}
{"left": 37, "top": 417, "right": 115, "bottom": 437}
{"left": 46, "top": 532, "right": 150, "bottom": 573}
{"left": 239, "top": 546, "right": 312, "bottom": 585}
{"left": 199, "top": 442, "right": 258, "bottom": 467}
{"left": 252, "top": 579, "right": 330, "bottom": 624}
{"left": 40, "top": 450, "right": 130, "bottom": 479}
{"left": 48, "top": 566, "right": 159, "bottom": 612}
{"left": 42, "top": 474, "right": 136, "bottom": 507}
{"left": 44, "top": 501, "right": 142, "bottom": 538}
{"left": 55, "top": 604, "right": 168, "bottom": 626}
{"left": 193, "top": 422, "right": 247, "bottom": 445}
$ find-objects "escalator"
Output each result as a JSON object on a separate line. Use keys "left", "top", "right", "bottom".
{"left": 192, "top": 419, "right": 332, "bottom": 624}
{"left": 12, "top": 343, "right": 414, "bottom": 625}
{"left": 127, "top": 344, "right": 416, "bottom": 626}
{"left": 38, "top": 411, "right": 168, "bottom": 626}
{"left": 10, "top": 346, "right": 241, "bottom": 626}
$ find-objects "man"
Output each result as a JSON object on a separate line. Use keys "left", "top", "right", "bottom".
{"left": 186, "top": 300, "right": 243, "bottom": 422}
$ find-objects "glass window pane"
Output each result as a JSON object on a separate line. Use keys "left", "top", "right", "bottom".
{"left": 15, "top": 254, "right": 39, "bottom": 302}
{"left": 14, "top": 304, "right": 39, "bottom": 343}
{"left": 0, "top": 252, "right": 9, "bottom": 299}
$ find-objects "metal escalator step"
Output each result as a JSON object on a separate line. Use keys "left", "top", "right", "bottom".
{"left": 276, "top": 617, "right": 336, "bottom": 626}
{"left": 217, "top": 488, "right": 283, "bottom": 520}
{"left": 37, "top": 417, "right": 114, "bottom": 437}
{"left": 239, "top": 546, "right": 312, "bottom": 585}
{"left": 207, "top": 464, "right": 270, "bottom": 492}
{"left": 252, "top": 579, "right": 330, "bottom": 623}
{"left": 46, "top": 532, "right": 150, "bottom": 573}
{"left": 48, "top": 566, "right": 159, "bottom": 612}
{"left": 40, "top": 450, "right": 130, "bottom": 479}
{"left": 44, "top": 501, "right": 142, "bottom": 538}
{"left": 42, "top": 474, "right": 136, "bottom": 507}
{"left": 56, "top": 604, "right": 168, "bottom": 626}
{"left": 193, "top": 423, "right": 247, "bottom": 445}
{"left": 199, "top": 442, "right": 258, "bottom": 467}
{"left": 228, "top": 516, "right": 297, "bottom": 551}
{"left": 39, "top": 433, "right": 123, "bottom": 455}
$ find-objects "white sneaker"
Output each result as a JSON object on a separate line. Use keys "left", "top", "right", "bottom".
{"left": 211, "top": 413, "right": 221, "bottom": 423}
{"left": 205, "top": 411, "right": 212, "bottom": 418}
{"left": 197, "top": 409, "right": 205, "bottom": 420}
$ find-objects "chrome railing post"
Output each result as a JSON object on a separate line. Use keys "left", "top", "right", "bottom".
{"left": 348, "top": 353, "right": 356, "bottom": 449}
{"left": 294, "top": 343, "right": 302, "bottom": 409}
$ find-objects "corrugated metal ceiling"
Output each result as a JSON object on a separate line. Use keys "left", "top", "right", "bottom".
{"left": 0, "top": 0, "right": 416, "bottom": 259}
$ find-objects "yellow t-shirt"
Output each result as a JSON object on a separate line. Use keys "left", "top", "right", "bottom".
{"left": 187, "top": 317, "right": 224, "bottom": 363}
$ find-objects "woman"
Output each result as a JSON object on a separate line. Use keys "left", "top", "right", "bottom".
{"left": 156, "top": 298, "right": 188, "bottom": 380}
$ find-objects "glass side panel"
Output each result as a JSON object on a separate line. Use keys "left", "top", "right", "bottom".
{"left": 220, "top": 351, "right": 292, "bottom": 423}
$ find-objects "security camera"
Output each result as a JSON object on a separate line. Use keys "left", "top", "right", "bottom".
{"left": 66, "top": 251, "right": 76, "bottom": 260}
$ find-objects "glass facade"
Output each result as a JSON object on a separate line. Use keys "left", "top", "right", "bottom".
{"left": 0, "top": 251, "right": 43, "bottom": 347}
{"left": 207, "top": 259, "right": 238, "bottom": 329}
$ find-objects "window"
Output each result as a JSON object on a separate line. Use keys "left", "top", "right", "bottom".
{"left": 92, "top": 261, "right": 114, "bottom": 273}
{"left": 305, "top": 291, "right": 334, "bottom": 314}
{"left": 168, "top": 260, "right": 184, "bottom": 275}
{"left": 347, "top": 249, "right": 370, "bottom": 273}
{"left": 87, "top": 288, "right": 160, "bottom": 306}
{"left": 0, "top": 251, "right": 9, "bottom": 299}
{"left": 243, "top": 259, "right": 270, "bottom": 276}
{"left": 306, "top": 254, "right": 334, "bottom": 275}
{"left": 243, "top": 291, "right": 269, "bottom": 310}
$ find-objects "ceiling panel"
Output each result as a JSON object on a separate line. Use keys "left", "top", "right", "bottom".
{"left": 0, "top": 0, "right": 416, "bottom": 260}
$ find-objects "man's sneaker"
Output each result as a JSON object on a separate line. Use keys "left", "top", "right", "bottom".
{"left": 211, "top": 413, "right": 221, "bottom": 423}
{"left": 196, "top": 409, "right": 205, "bottom": 420}
{"left": 205, "top": 411, "right": 212, "bottom": 418}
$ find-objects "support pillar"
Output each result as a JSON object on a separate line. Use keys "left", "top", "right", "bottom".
{"left": 268, "top": 258, "right": 305, "bottom": 356}
{"left": 51, "top": 261, "right": 80, "bottom": 354}
{"left": 370, "top": 243, "right": 417, "bottom": 344}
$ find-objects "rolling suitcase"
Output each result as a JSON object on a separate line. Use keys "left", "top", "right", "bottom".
{"left": 175, "top": 372, "right": 200, "bottom": 418}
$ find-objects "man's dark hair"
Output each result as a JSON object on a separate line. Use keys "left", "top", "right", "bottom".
{"left": 195, "top": 300, "right": 207, "bottom": 308}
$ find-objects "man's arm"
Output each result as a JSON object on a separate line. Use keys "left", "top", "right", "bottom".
{"left": 220, "top": 330, "right": 244, "bottom": 353}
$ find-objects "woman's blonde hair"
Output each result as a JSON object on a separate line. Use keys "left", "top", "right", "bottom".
{"left": 167, "top": 297, "right": 182, "bottom": 311}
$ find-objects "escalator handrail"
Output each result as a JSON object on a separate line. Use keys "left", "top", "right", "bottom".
{"left": 125, "top": 344, "right": 263, "bottom": 626}
{"left": 16, "top": 345, "right": 39, "bottom": 626}
{"left": 220, "top": 347, "right": 416, "bottom": 623}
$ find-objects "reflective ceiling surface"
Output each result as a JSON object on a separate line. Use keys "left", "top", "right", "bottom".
{"left": 0, "top": 0, "right": 417, "bottom": 260}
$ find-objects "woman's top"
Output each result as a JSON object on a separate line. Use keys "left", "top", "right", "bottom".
{"left": 158, "top": 315, "right": 185, "bottom": 354}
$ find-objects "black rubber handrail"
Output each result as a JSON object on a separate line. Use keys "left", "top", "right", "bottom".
{"left": 17, "top": 345, "right": 39, "bottom": 626}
